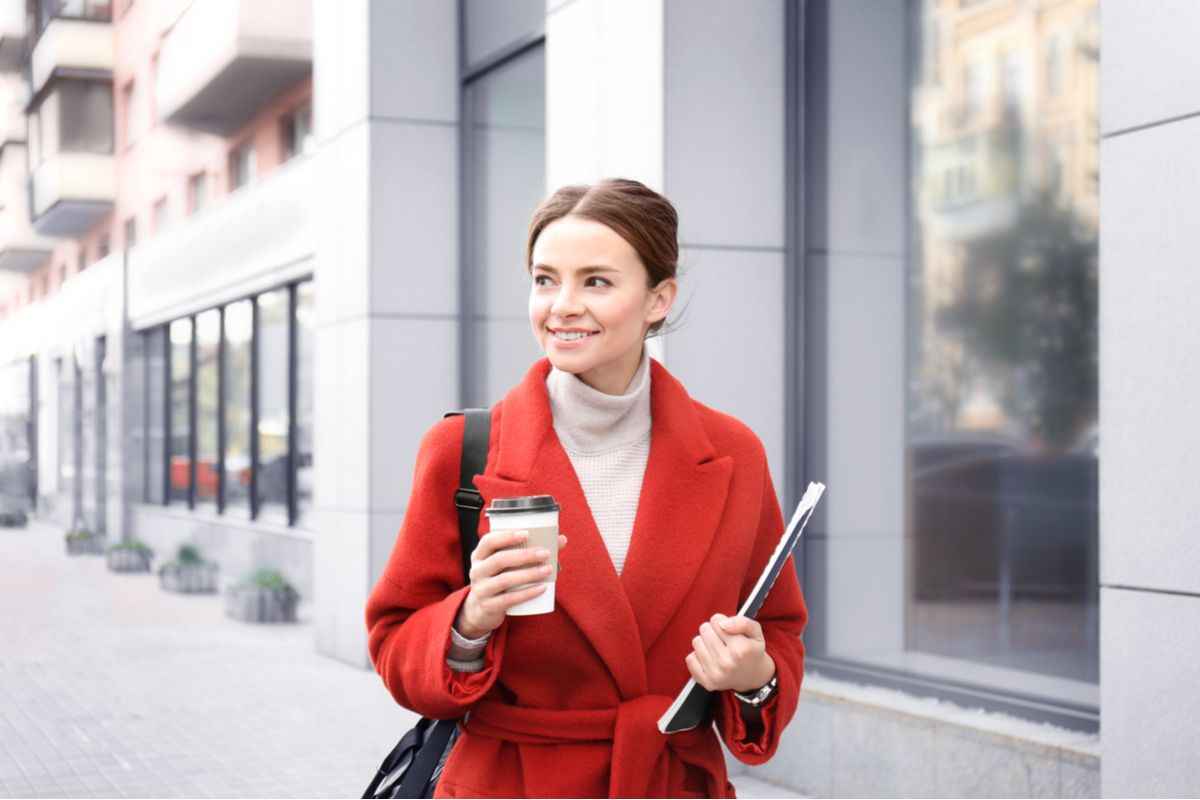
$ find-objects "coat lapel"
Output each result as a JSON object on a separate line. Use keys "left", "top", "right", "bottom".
{"left": 619, "top": 360, "right": 732, "bottom": 654}
{"left": 473, "top": 360, "right": 647, "bottom": 700}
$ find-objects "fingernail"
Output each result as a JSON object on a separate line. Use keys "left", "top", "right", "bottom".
{"left": 516, "top": 530, "right": 529, "bottom": 541}
{"left": 536, "top": 548, "right": 549, "bottom": 558}
{"left": 539, "top": 565, "right": 553, "bottom": 574}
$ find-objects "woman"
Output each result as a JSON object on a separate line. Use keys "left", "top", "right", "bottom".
{"left": 366, "top": 179, "right": 807, "bottom": 798}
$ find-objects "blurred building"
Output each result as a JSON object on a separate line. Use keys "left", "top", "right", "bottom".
{"left": 0, "top": 0, "right": 1194, "bottom": 797}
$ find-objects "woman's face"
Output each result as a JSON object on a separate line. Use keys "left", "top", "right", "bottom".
{"left": 529, "top": 215, "right": 676, "bottom": 395}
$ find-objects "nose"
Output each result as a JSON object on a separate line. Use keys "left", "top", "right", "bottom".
{"left": 550, "top": 282, "right": 584, "bottom": 319}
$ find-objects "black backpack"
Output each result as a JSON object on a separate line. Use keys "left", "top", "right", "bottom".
{"left": 363, "top": 408, "right": 490, "bottom": 799}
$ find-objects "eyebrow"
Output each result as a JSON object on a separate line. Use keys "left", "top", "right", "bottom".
{"left": 530, "top": 264, "right": 620, "bottom": 276}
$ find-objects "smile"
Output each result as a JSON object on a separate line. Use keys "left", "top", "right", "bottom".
{"left": 551, "top": 330, "right": 597, "bottom": 341}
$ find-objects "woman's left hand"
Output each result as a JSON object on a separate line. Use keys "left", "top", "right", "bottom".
{"left": 685, "top": 613, "right": 776, "bottom": 693}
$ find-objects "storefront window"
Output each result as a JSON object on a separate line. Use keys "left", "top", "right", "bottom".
{"left": 801, "top": 0, "right": 1099, "bottom": 721}
{"left": 168, "top": 318, "right": 192, "bottom": 504}
{"left": 294, "top": 281, "right": 313, "bottom": 526}
{"left": 255, "top": 289, "right": 289, "bottom": 521}
{"left": 223, "top": 300, "right": 252, "bottom": 514}
{"left": 194, "top": 309, "right": 220, "bottom": 507}
{"left": 463, "top": 43, "right": 546, "bottom": 406}
{"left": 144, "top": 327, "right": 166, "bottom": 504}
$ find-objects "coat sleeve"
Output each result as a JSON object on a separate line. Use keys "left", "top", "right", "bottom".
{"left": 364, "top": 415, "right": 509, "bottom": 720}
{"left": 712, "top": 454, "right": 808, "bottom": 764}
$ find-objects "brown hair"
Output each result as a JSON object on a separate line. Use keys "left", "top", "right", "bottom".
{"left": 526, "top": 178, "right": 678, "bottom": 334}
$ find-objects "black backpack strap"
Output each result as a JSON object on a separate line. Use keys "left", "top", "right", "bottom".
{"left": 444, "top": 408, "right": 491, "bottom": 582}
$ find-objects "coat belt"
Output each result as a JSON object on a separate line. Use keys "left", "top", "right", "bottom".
{"left": 465, "top": 695, "right": 716, "bottom": 798}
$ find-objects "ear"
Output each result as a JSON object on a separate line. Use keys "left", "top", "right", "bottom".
{"left": 646, "top": 277, "right": 678, "bottom": 325}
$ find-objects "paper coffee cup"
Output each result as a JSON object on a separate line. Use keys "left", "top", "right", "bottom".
{"left": 485, "top": 495, "right": 560, "bottom": 616}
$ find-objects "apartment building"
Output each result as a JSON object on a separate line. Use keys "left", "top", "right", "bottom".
{"left": 0, "top": 0, "right": 1196, "bottom": 796}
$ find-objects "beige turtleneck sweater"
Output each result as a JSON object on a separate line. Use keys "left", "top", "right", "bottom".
{"left": 447, "top": 354, "right": 652, "bottom": 670}
{"left": 545, "top": 351, "right": 652, "bottom": 575}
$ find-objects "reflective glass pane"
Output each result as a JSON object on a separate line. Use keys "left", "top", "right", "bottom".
{"left": 295, "top": 282, "right": 313, "bottom": 526}
{"left": 255, "top": 289, "right": 289, "bottom": 521}
{"left": 195, "top": 310, "right": 220, "bottom": 507}
{"left": 145, "top": 327, "right": 166, "bottom": 505}
{"left": 0, "top": 358, "right": 32, "bottom": 510}
{"left": 223, "top": 301, "right": 252, "bottom": 513}
{"left": 907, "top": 0, "right": 1099, "bottom": 686}
{"left": 464, "top": 44, "right": 546, "bottom": 406}
{"left": 168, "top": 318, "right": 192, "bottom": 504}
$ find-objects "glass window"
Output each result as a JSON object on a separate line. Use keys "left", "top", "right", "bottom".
{"left": 124, "top": 217, "right": 136, "bottom": 249}
{"left": 144, "top": 326, "right": 166, "bottom": 504}
{"left": 153, "top": 197, "right": 168, "bottom": 234}
{"left": 121, "top": 79, "right": 136, "bottom": 148}
{"left": 295, "top": 281, "right": 313, "bottom": 525}
{"left": 188, "top": 172, "right": 207, "bottom": 214}
{"left": 98, "top": 235, "right": 109, "bottom": 259}
{"left": 57, "top": 81, "right": 114, "bottom": 154}
{"left": 194, "top": 310, "right": 220, "bottom": 508}
{"left": 255, "top": 289, "right": 289, "bottom": 521}
{"left": 0, "top": 359, "right": 32, "bottom": 511}
{"left": 222, "top": 300, "right": 252, "bottom": 513}
{"left": 463, "top": 44, "right": 546, "bottom": 406}
{"left": 168, "top": 318, "right": 192, "bottom": 504}
{"left": 282, "top": 106, "right": 313, "bottom": 161}
{"left": 229, "top": 142, "right": 256, "bottom": 191}
{"left": 802, "top": 0, "right": 1099, "bottom": 715}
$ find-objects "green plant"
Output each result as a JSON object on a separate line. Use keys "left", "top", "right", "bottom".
{"left": 108, "top": 540, "right": 153, "bottom": 554}
{"left": 65, "top": 527, "right": 94, "bottom": 542}
{"left": 177, "top": 544, "right": 204, "bottom": 565}
{"left": 239, "top": 568, "right": 297, "bottom": 596}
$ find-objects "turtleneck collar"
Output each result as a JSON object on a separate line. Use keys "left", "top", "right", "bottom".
{"left": 545, "top": 352, "right": 652, "bottom": 455}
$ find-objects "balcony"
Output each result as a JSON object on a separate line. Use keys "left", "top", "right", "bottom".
{"left": 29, "top": 14, "right": 113, "bottom": 96}
{"left": 156, "top": 0, "right": 312, "bottom": 136}
{"left": 0, "top": 145, "right": 55, "bottom": 273}
{"left": 0, "top": 0, "right": 26, "bottom": 71}
{"left": 128, "top": 156, "right": 314, "bottom": 328}
{"left": 29, "top": 150, "right": 115, "bottom": 236}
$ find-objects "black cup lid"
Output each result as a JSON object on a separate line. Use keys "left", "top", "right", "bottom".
{"left": 486, "top": 495, "right": 560, "bottom": 515}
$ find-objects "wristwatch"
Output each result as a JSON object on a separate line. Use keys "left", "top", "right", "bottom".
{"left": 732, "top": 676, "right": 778, "bottom": 708}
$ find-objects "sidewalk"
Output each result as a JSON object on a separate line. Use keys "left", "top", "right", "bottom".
{"left": 0, "top": 519, "right": 795, "bottom": 799}
{"left": 0, "top": 519, "right": 416, "bottom": 799}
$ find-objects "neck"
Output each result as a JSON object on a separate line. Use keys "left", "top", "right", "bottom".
{"left": 577, "top": 346, "right": 645, "bottom": 395}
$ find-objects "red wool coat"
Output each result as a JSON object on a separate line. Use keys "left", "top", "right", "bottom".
{"left": 366, "top": 358, "right": 808, "bottom": 798}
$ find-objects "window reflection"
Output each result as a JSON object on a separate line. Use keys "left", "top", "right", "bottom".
{"left": 908, "top": 0, "right": 1099, "bottom": 683}
{"left": 295, "top": 281, "right": 313, "bottom": 526}
{"left": 223, "top": 301, "right": 253, "bottom": 513}
{"left": 168, "top": 318, "right": 192, "bottom": 504}
{"left": 194, "top": 310, "right": 220, "bottom": 506}
{"left": 255, "top": 289, "right": 289, "bottom": 520}
{"left": 145, "top": 327, "right": 166, "bottom": 504}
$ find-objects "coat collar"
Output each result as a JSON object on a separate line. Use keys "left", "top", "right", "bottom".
{"left": 474, "top": 358, "right": 732, "bottom": 699}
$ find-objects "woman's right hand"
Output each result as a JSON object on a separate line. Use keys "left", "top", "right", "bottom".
{"left": 454, "top": 529, "right": 568, "bottom": 640}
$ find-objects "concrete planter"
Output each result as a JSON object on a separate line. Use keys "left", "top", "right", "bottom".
{"left": 0, "top": 510, "right": 28, "bottom": 527}
{"left": 107, "top": 546, "right": 154, "bottom": 573}
{"left": 160, "top": 562, "right": 219, "bottom": 594}
{"left": 224, "top": 586, "right": 298, "bottom": 624}
{"left": 65, "top": 532, "right": 105, "bottom": 556}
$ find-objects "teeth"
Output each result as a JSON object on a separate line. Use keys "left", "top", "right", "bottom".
{"left": 554, "top": 331, "right": 593, "bottom": 341}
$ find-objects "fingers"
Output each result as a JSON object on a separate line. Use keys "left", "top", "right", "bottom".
{"left": 472, "top": 529, "right": 529, "bottom": 562}
{"left": 716, "top": 614, "right": 764, "bottom": 641}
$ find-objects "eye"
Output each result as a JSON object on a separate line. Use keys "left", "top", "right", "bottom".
{"left": 532, "top": 274, "right": 553, "bottom": 287}
{"left": 585, "top": 276, "right": 612, "bottom": 288}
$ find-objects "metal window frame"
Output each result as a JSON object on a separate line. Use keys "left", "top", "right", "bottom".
{"left": 187, "top": 315, "right": 196, "bottom": 509}
{"left": 94, "top": 334, "right": 106, "bottom": 536}
{"left": 789, "top": 0, "right": 1099, "bottom": 733}
{"left": 249, "top": 294, "right": 260, "bottom": 519}
{"left": 216, "top": 305, "right": 226, "bottom": 514}
{"left": 161, "top": 325, "right": 170, "bottom": 506}
{"left": 28, "top": 354, "right": 38, "bottom": 508}
{"left": 286, "top": 282, "right": 298, "bottom": 526}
